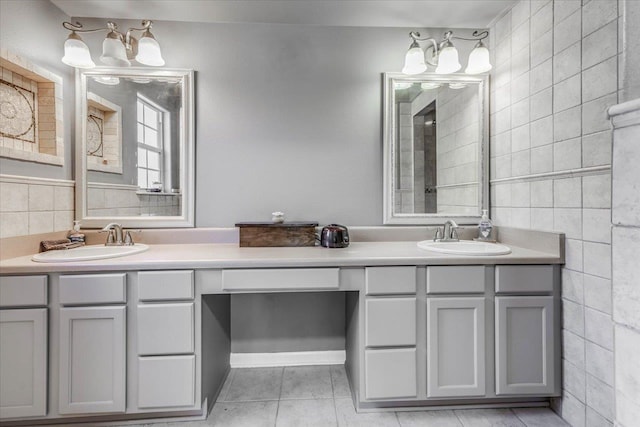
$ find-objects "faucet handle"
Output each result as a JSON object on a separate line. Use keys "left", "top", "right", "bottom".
{"left": 123, "top": 229, "right": 142, "bottom": 246}
{"left": 451, "top": 228, "right": 459, "bottom": 241}
{"left": 434, "top": 228, "right": 443, "bottom": 241}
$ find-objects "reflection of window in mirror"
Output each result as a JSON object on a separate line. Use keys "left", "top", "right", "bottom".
{"left": 136, "top": 94, "right": 169, "bottom": 191}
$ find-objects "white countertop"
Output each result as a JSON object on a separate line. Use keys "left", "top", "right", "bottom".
{"left": 0, "top": 241, "right": 562, "bottom": 274}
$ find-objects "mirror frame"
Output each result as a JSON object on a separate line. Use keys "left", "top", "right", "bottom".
{"left": 382, "top": 72, "right": 489, "bottom": 225}
{"left": 75, "top": 67, "right": 195, "bottom": 228}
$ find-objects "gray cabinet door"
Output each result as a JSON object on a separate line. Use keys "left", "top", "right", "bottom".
{"left": 59, "top": 306, "right": 126, "bottom": 414}
{"left": 427, "top": 297, "right": 485, "bottom": 397}
{"left": 0, "top": 309, "right": 47, "bottom": 419}
{"left": 495, "top": 296, "right": 555, "bottom": 395}
{"left": 365, "top": 348, "right": 417, "bottom": 400}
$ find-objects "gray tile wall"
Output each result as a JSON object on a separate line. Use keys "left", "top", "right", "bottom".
{"left": 0, "top": 175, "right": 74, "bottom": 238}
{"left": 488, "top": 1, "right": 620, "bottom": 425}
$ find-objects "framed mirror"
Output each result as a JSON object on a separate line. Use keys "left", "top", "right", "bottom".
{"left": 382, "top": 72, "right": 489, "bottom": 225}
{"left": 75, "top": 68, "right": 194, "bottom": 228}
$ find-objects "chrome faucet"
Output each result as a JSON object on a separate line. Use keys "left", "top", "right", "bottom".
{"left": 433, "top": 219, "right": 460, "bottom": 242}
{"left": 100, "top": 223, "right": 138, "bottom": 246}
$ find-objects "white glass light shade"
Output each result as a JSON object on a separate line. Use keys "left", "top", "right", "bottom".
{"left": 421, "top": 82, "right": 441, "bottom": 90}
{"left": 402, "top": 45, "right": 427, "bottom": 75}
{"left": 61, "top": 35, "right": 95, "bottom": 68}
{"left": 100, "top": 36, "right": 131, "bottom": 67}
{"left": 394, "top": 82, "right": 413, "bottom": 90}
{"left": 465, "top": 43, "right": 492, "bottom": 74}
{"left": 435, "top": 44, "right": 461, "bottom": 74}
{"left": 93, "top": 76, "right": 120, "bottom": 86}
{"left": 136, "top": 35, "right": 165, "bottom": 66}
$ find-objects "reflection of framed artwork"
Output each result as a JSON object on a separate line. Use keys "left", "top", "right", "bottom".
{"left": 86, "top": 92, "right": 122, "bottom": 174}
{"left": 0, "top": 79, "right": 36, "bottom": 144}
{"left": 86, "top": 114, "right": 103, "bottom": 157}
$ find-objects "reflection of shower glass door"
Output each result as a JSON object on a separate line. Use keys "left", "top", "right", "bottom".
{"left": 424, "top": 110, "right": 437, "bottom": 213}
{"left": 414, "top": 101, "right": 437, "bottom": 214}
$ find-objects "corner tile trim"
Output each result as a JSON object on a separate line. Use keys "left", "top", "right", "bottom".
{"left": 490, "top": 165, "right": 611, "bottom": 184}
{"left": 608, "top": 98, "right": 640, "bottom": 128}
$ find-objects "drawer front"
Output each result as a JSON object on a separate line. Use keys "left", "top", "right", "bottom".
{"left": 138, "top": 270, "right": 194, "bottom": 301}
{"left": 365, "top": 298, "right": 416, "bottom": 347}
{"left": 0, "top": 276, "right": 47, "bottom": 307}
{"left": 222, "top": 268, "right": 339, "bottom": 291}
{"left": 495, "top": 265, "right": 554, "bottom": 293}
{"left": 137, "top": 303, "right": 194, "bottom": 355}
{"left": 365, "top": 348, "right": 417, "bottom": 400}
{"left": 138, "top": 355, "right": 195, "bottom": 408}
{"left": 59, "top": 274, "right": 126, "bottom": 305}
{"left": 427, "top": 266, "right": 485, "bottom": 294}
{"left": 365, "top": 267, "right": 416, "bottom": 295}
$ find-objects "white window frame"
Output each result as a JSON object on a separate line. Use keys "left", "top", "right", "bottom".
{"left": 136, "top": 94, "right": 168, "bottom": 190}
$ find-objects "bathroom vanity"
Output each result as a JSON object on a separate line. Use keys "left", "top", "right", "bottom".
{"left": 0, "top": 235, "right": 563, "bottom": 425}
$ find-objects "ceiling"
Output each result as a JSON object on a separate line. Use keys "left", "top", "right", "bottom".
{"left": 50, "top": 0, "right": 516, "bottom": 29}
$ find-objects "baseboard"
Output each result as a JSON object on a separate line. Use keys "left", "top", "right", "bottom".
{"left": 230, "top": 350, "right": 346, "bottom": 368}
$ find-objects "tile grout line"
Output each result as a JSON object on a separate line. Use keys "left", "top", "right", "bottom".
{"left": 329, "top": 366, "right": 339, "bottom": 426}
{"left": 274, "top": 366, "right": 285, "bottom": 426}
{"left": 452, "top": 408, "right": 465, "bottom": 426}
{"left": 509, "top": 407, "right": 528, "bottom": 426}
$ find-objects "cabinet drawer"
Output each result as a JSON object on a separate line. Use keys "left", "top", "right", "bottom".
{"left": 495, "top": 265, "right": 554, "bottom": 293}
{"left": 0, "top": 276, "right": 47, "bottom": 307}
{"left": 138, "top": 355, "right": 195, "bottom": 408}
{"left": 137, "top": 303, "right": 194, "bottom": 355}
{"left": 138, "top": 270, "right": 194, "bottom": 301}
{"left": 365, "top": 348, "right": 417, "bottom": 400}
{"left": 222, "top": 268, "right": 339, "bottom": 291}
{"left": 59, "top": 274, "right": 126, "bottom": 305}
{"left": 427, "top": 266, "right": 485, "bottom": 294}
{"left": 365, "top": 298, "right": 416, "bottom": 347}
{"left": 365, "top": 267, "right": 416, "bottom": 295}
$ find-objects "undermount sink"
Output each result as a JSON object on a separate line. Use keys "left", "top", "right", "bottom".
{"left": 32, "top": 244, "right": 149, "bottom": 263}
{"left": 417, "top": 240, "right": 511, "bottom": 256}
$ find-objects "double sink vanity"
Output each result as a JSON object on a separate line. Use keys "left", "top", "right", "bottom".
{"left": 0, "top": 227, "right": 564, "bottom": 425}
{"left": 0, "top": 63, "right": 563, "bottom": 425}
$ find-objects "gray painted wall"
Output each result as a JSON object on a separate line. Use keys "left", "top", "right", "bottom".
{"left": 230, "top": 292, "right": 346, "bottom": 353}
{"left": 0, "top": 0, "right": 75, "bottom": 180}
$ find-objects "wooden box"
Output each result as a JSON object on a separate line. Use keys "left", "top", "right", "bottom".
{"left": 235, "top": 222, "right": 319, "bottom": 247}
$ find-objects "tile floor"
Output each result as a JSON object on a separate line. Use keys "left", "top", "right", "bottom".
{"left": 126, "top": 365, "right": 569, "bottom": 427}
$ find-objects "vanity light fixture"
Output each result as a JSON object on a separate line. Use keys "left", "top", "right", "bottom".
{"left": 401, "top": 30, "right": 491, "bottom": 75}
{"left": 61, "top": 20, "right": 165, "bottom": 69}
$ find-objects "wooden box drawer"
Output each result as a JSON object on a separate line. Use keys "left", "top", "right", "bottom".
{"left": 138, "top": 271, "right": 194, "bottom": 301}
{"left": 365, "top": 348, "right": 417, "bottom": 400}
{"left": 495, "top": 265, "right": 554, "bottom": 293}
{"left": 59, "top": 274, "right": 126, "bottom": 305}
{"left": 365, "top": 297, "right": 416, "bottom": 347}
{"left": 222, "top": 268, "right": 339, "bottom": 291}
{"left": 0, "top": 276, "right": 47, "bottom": 307}
{"left": 138, "top": 355, "right": 195, "bottom": 408}
{"left": 365, "top": 267, "right": 416, "bottom": 295}
{"left": 427, "top": 266, "right": 485, "bottom": 294}
{"left": 137, "top": 303, "right": 194, "bottom": 355}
